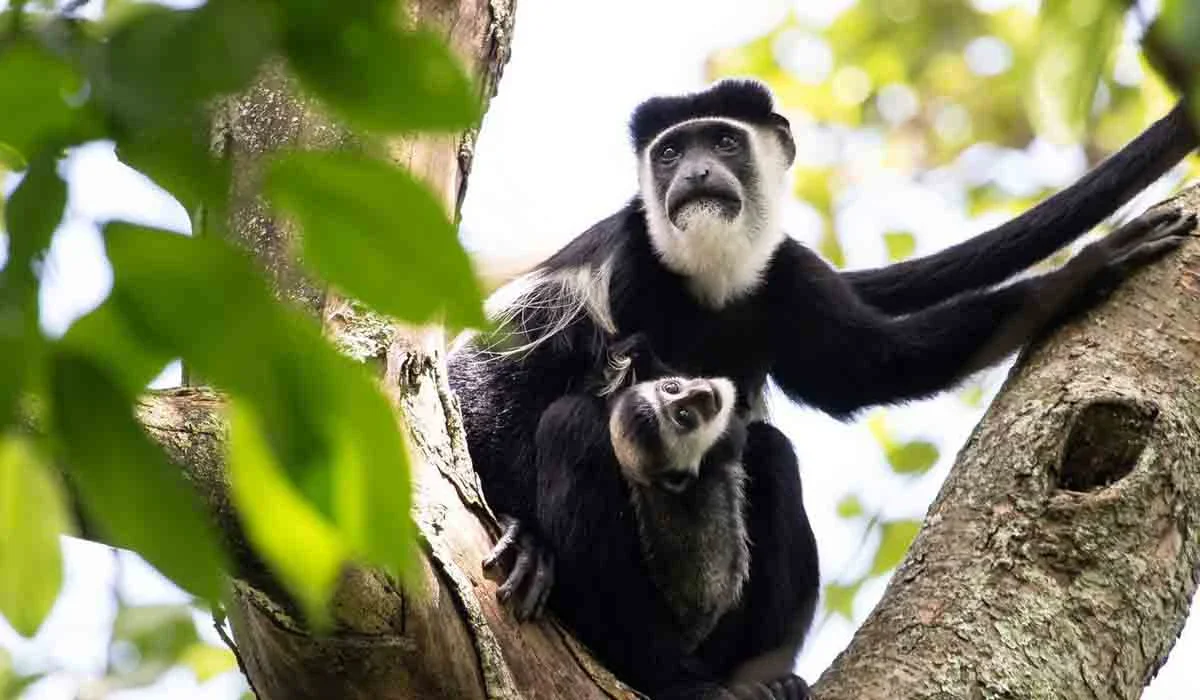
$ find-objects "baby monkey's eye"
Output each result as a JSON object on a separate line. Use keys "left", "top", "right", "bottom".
{"left": 661, "top": 380, "right": 682, "bottom": 395}
{"left": 659, "top": 145, "right": 681, "bottom": 164}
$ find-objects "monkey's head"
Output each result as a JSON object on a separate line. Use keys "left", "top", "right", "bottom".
{"left": 630, "top": 80, "right": 796, "bottom": 305}
{"left": 608, "top": 375, "right": 739, "bottom": 494}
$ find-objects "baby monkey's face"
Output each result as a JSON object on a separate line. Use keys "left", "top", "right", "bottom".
{"left": 608, "top": 376, "right": 737, "bottom": 493}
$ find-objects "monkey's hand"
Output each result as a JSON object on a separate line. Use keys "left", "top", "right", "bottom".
{"left": 1078, "top": 208, "right": 1197, "bottom": 294}
{"left": 1040, "top": 208, "right": 1197, "bottom": 327}
{"left": 482, "top": 514, "right": 555, "bottom": 622}
{"left": 727, "top": 674, "right": 810, "bottom": 700}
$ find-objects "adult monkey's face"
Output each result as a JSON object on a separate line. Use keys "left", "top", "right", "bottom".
{"left": 631, "top": 81, "right": 798, "bottom": 306}
{"left": 644, "top": 115, "right": 796, "bottom": 235}
{"left": 650, "top": 120, "right": 752, "bottom": 229}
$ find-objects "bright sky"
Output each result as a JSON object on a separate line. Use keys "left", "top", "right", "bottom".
{"left": 1, "top": 0, "right": 1197, "bottom": 698}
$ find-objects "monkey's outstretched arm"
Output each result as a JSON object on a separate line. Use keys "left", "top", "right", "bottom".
{"left": 771, "top": 208, "right": 1196, "bottom": 417}
{"left": 842, "top": 101, "right": 1197, "bottom": 314}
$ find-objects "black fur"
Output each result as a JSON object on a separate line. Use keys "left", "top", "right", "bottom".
{"left": 450, "top": 82, "right": 1197, "bottom": 697}
{"left": 631, "top": 79, "right": 779, "bottom": 153}
{"left": 842, "top": 100, "right": 1198, "bottom": 312}
{"left": 533, "top": 364, "right": 814, "bottom": 699}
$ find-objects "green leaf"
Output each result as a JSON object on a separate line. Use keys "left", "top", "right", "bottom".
{"left": 886, "top": 440, "right": 939, "bottom": 475}
{"left": 100, "top": 604, "right": 233, "bottom": 690}
{"left": 112, "top": 604, "right": 198, "bottom": 670}
{"left": 5, "top": 155, "right": 67, "bottom": 267}
{"left": 0, "top": 41, "right": 91, "bottom": 158}
{"left": 49, "top": 352, "right": 227, "bottom": 602}
{"left": 179, "top": 643, "right": 237, "bottom": 682}
{"left": 865, "top": 411, "right": 894, "bottom": 451}
{"left": 959, "top": 384, "right": 985, "bottom": 407}
{"left": 0, "top": 143, "right": 24, "bottom": 171}
{"left": 267, "top": 151, "right": 485, "bottom": 329}
{"left": 1159, "top": 0, "right": 1200, "bottom": 66}
{"left": 284, "top": 25, "right": 479, "bottom": 133}
{"left": 1030, "top": 0, "right": 1123, "bottom": 142}
{"left": 0, "top": 156, "right": 62, "bottom": 429}
{"left": 227, "top": 400, "right": 349, "bottom": 626}
{"left": 97, "top": 0, "right": 276, "bottom": 128}
{"left": 869, "top": 519, "right": 921, "bottom": 576}
{"left": 0, "top": 646, "right": 41, "bottom": 698}
{"left": 99, "top": 224, "right": 418, "bottom": 593}
{"left": 882, "top": 231, "right": 915, "bottom": 262}
{"left": 114, "top": 123, "right": 231, "bottom": 233}
{"left": 823, "top": 580, "right": 863, "bottom": 621}
{"left": 0, "top": 435, "right": 70, "bottom": 637}
{"left": 0, "top": 318, "right": 35, "bottom": 434}
{"left": 59, "top": 303, "right": 172, "bottom": 396}
{"left": 835, "top": 494, "right": 865, "bottom": 519}
{"left": 817, "top": 222, "right": 845, "bottom": 269}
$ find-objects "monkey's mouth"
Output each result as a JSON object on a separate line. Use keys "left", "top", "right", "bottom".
{"left": 667, "top": 187, "right": 742, "bottom": 224}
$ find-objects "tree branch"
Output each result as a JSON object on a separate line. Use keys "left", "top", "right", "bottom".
{"left": 813, "top": 185, "right": 1200, "bottom": 700}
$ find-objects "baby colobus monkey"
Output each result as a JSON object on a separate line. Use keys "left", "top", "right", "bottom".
{"left": 531, "top": 335, "right": 814, "bottom": 700}
{"left": 608, "top": 372, "right": 748, "bottom": 649}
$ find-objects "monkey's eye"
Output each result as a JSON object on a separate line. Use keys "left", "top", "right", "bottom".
{"left": 674, "top": 406, "right": 691, "bottom": 423}
{"left": 658, "top": 145, "right": 681, "bottom": 164}
{"left": 661, "top": 380, "right": 682, "bottom": 395}
{"left": 715, "top": 134, "right": 740, "bottom": 154}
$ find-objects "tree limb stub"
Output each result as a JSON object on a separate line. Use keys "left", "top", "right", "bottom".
{"left": 814, "top": 184, "right": 1200, "bottom": 700}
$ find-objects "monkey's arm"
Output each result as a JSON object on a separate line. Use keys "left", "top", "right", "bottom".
{"left": 842, "top": 101, "right": 1196, "bottom": 314}
{"left": 770, "top": 209, "right": 1195, "bottom": 417}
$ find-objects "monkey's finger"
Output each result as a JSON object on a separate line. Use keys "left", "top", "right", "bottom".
{"left": 770, "top": 676, "right": 811, "bottom": 700}
{"left": 730, "top": 682, "right": 772, "bottom": 700}
{"left": 528, "top": 549, "right": 555, "bottom": 620}
{"left": 498, "top": 536, "right": 536, "bottom": 606}
{"left": 483, "top": 516, "right": 523, "bottom": 571}
{"left": 1150, "top": 213, "right": 1199, "bottom": 240}
{"left": 1113, "top": 208, "right": 1184, "bottom": 242}
{"left": 1112, "top": 234, "right": 1192, "bottom": 270}
{"left": 515, "top": 555, "right": 544, "bottom": 620}
{"left": 515, "top": 546, "right": 554, "bottom": 620}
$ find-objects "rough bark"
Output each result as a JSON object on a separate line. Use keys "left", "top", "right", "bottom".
{"left": 812, "top": 186, "right": 1200, "bottom": 700}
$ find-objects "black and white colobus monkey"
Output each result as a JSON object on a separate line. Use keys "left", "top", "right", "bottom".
{"left": 449, "top": 79, "right": 1197, "bottom": 682}
{"left": 533, "top": 335, "right": 815, "bottom": 699}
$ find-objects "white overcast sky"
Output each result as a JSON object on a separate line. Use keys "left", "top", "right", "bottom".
{"left": 1, "top": 0, "right": 1196, "bottom": 697}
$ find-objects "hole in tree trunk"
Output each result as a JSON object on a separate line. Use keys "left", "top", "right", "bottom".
{"left": 1058, "top": 401, "right": 1157, "bottom": 492}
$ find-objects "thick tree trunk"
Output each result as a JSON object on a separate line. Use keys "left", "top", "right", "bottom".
{"left": 145, "top": 0, "right": 636, "bottom": 697}
{"left": 812, "top": 186, "right": 1200, "bottom": 700}
{"left": 119, "top": 0, "right": 1199, "bottom": 695}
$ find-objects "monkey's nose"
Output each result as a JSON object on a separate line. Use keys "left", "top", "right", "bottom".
{"left": 685, "top": 166, "right": 710, "bottom": 182}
